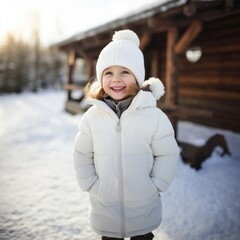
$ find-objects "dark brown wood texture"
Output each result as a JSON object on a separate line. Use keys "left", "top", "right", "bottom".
{"left": 57, "top": 0, "right": 240, "bottom": 132}
{"left": 177, "top": 13, "right": 240, "bottom": 131}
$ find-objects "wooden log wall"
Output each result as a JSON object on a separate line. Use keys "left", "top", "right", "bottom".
{"left": 177, "top": 13, "right": 240, "bottom": 132}
{"left": 145, "top": 33, "right": 166, "bottom": 83}
{"left": 59, "top": 5, "right": 240, "bottom": 132}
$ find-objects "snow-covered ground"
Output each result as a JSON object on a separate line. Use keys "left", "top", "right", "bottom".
{"left": 0, "top": 90, "right": 239, "bottom": 240}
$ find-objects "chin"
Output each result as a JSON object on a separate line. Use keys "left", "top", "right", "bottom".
{"left": 111, "top": 94, "right": 126, "bottom": 100}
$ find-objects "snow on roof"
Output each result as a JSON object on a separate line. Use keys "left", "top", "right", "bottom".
{"left": 56, "top": 0, "right": 187, "bottom": 47}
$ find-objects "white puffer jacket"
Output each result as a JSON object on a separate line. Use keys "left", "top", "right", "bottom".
{"left": 73, "top": 78, "right": 180, "bottom": 238}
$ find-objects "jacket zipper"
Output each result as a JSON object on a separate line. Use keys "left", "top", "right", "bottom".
{"left": 114, "top": 102, "right": 121, "bottom": 119}
{"left": 116, "top": 118, "right": 126, "bottom": 236}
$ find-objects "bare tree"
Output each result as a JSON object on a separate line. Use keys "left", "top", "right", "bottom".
{"left": 30, "top": 10, "right": 41, "bottom": 92}
{"left": 0, "top": 9, "right": 66, "bottom": 93}
{"left": 1, "top": 33, "right": 15, "bottom": 92}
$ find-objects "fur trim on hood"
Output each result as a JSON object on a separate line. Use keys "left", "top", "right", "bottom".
{"left": 89, "top": 80, "right": 102, "bottom": 96}
{"left": 88, "top": 77, "right": 165, "bottom": 100}
{"left": 142, "top": 77, "right": 165, "bottom": 100}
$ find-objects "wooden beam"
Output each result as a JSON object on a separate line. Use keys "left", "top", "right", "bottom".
{"left": 63, "top": 84, "right": 85, "bottom": 91}
{"left": 140, "top": 33, "right": 151, "bottom": 50}
{"left": 67, "top": 49, "right": 76, "bottom": 100}
{"left": 149, "top": 19, "right": 175, "bottom": 34}
{"left": 165, "top": 27, "right": 179, "bottom": 135}
{"left": 81, "top": 36, "right": 109, "bottom": 49}
{"left": 86, "top": 56, "right": 95, "bottom": 79}
{"left": 183, "top": 3, "right": 197, "bottom": 17}
{"left": 67, "top": 64, "right": 75, "bottom": 100}
{"left": 173, "top": 106, "right": 213, "bottom": 119}
{"left": 151, "top": 51, "right": 158, "bottom": 76}
{"left": 179, "top": 88, "right": 240, "bottom": 101}
{"left": 67, "top": 49, "right": 76, "bottom": 66}
{"left": 175, "top": 21, "right": 202, "bottom": 54}
{"left": 147, "top": 17, "right": 157, "bottom": 28}
{"left": 165, "top": 27, "right": 178, "bottom": 106}
{"left": 77, "top": 47, "right": 89, "bottom": 60}
{"left": 202, "top": 42, "right": 240, "bottom": 53}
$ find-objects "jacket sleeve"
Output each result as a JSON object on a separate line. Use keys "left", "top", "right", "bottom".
{"left": 73, "top": 113, "right": 98, "bottom": 192}
{"left": 150, "top": 112, "right": 180, "bottom": 192}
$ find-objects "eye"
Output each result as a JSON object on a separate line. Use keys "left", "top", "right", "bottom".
{"left": 122, "top": 70, "right": 130, "bottom": 74}
{"left": 103, "top": 71, "right": 112, "bottom": 76}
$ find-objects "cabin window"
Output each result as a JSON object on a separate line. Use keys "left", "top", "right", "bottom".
{"left": 185, "top": 46, "right": 202, "bottom": 63}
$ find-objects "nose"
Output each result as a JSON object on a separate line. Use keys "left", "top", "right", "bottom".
{"left": 111, "top": 74, "right": 121, "bottom": 82}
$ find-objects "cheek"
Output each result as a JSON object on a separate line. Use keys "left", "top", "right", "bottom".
{"left": 125, "top": 82, "right": 139, "bottom": 96}
{"left": 102, "top": 79, "right": 109, "bottom": 92}
{"left": 126, "top": 80, "right": 138, "bottom": 88}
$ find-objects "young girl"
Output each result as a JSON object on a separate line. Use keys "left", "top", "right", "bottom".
{"left": 73, "top": 29, "right": 180, "bottom": 240}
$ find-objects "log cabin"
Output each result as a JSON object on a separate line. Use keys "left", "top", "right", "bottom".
{"left": 55, "top": 0, "right": 240, "bottom": 134}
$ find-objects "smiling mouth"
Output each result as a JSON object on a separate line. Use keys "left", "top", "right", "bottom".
{"left": 111, "top": 86, "right": 125, "bottom": 92}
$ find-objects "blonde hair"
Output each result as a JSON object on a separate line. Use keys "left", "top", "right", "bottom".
{"left": 84, "top": 77, "right": 140, "bottom": 101}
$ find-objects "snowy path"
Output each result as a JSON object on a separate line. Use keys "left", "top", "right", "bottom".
{"left": 0, "top": 90, "right": 240, "bottom": 240}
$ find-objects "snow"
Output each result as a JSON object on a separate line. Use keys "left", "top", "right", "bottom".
{"left": 0, "top": 90, "right": 240, "bottom": 240}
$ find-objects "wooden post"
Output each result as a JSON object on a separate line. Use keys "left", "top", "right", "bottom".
{"left": 67, "top": 49, "right": 76, "bottom": 100}
{"left": 165, "top": 27, "right": 178, "bottom": 135}
{"left": 87, "top": 56, "right": 95, "bottom": 80}
{"left": 151, "top": 51, "right": 158, "bottom": 77}
{"left": 165, "top": 27, "right": 178, "bottom": 106}
{"left": 77, "top": 47, "right": 95, "bottom": 81}
{"left": 140, "top": 33, "right": 151, "bottom": 50}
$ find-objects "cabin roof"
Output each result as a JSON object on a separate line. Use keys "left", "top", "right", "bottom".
{"left": 56, "top": 0, "right": 240, "bottom": 132}
{"left": 55, "top": 0, "right": 232, "bottom": 50}
{"left": 55, "top": 0, "right": 188, "bottom": 48}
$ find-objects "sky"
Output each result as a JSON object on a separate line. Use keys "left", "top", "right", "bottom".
{"left": 0, "top": 0, "right": 163, "bottom": 47}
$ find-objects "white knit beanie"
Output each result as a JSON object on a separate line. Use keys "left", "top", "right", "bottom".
{"left": 96, "top": 29, "right": 145, "bottom": 87}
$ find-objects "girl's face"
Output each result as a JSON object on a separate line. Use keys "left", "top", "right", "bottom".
{"left": 102, "top": 66, "right": 138, "bottom": 101}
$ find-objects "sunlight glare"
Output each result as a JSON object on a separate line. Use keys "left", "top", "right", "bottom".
{"left": 0, "top": 0, "right": 41, "bottom": 42}
{"left": 0, "top": 0, "right": 165, "bottom": 46}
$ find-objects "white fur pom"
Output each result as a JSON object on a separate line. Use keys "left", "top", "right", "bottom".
{"left": 89, "top": 80, "right": 101, "bottom": 96}
{"left": 112, "top": 29, "right": 140, "bottom": 47}
{"left": 142, "top": 77, "right": 165, "bottom": 100}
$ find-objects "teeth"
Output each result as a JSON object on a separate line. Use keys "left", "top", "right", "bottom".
{"left": 112, "top": 87, "right": 124, "bottom": 90}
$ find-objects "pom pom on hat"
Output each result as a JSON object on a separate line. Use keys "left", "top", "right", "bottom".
{"left": 96, "top": 29, "right": 145, "bottom": 87}
{"left": 112, "top": 30, "right": 140, "bottom": 46}
{"left": 142, "top": 77, "right": 165, "bottom": 100}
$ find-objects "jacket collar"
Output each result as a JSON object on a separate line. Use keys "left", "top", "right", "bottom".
{"left": 86, "top": 90, "right": 156, "bottom": 115}
{"left": 86, "top": 77, "right": 165, "bottom": 115}
{"left": 104, "top": 96, "right": 134, "bottom": 118}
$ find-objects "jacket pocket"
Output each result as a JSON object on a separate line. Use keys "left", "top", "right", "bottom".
{"left": 89, "top": 179, "right": 100, "bottom": 194}
{"left": 89, "top": 180, "right": 119, "bottom": 203}
{"left": 125, "top": 177, "right": 158, "bottom": 202}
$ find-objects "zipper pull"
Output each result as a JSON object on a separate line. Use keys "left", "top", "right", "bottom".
{"left": 116, "top": 121, "right": 121, "bottom": 132}
{"left": 115, "top": 103, "right": 121, "bottom": 118}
